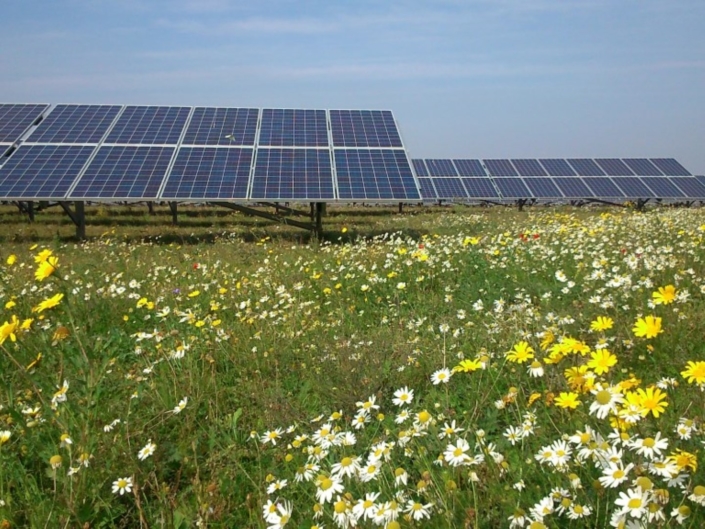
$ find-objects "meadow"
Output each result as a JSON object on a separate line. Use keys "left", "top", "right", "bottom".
{"left": 1, "top": 202, "right": 704, "bottom": 528}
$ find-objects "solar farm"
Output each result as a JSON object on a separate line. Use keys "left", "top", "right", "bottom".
{"left": 1, "top": 103, "right": 703, "bottom": 238}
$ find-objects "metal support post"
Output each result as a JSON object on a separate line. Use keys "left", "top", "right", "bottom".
{"left": 75, "top": 201, "right": 86, "bottom": 240}
{"left": 169, "top": 201, "right": 178, "bottom": 225}
{"left": 315, "top": 202, "right": 324, "bottom": 240}
{"left": 27, "top": 201, "right": 35, "bottom": 222}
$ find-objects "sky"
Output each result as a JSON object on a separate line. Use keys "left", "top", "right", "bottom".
{"left": 1, "top": 0, "right": 704, "bottom": 173}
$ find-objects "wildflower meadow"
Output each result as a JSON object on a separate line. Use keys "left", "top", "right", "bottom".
{"left": 1, "top": 204, "right": 705, "bottom": 528}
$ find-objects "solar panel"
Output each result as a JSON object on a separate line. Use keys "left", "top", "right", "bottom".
{"left": 412, "top": 159, "right": 429, "bottom": 177}
{"left": 417, "top": 177, "right": 437, "bottom": 200}
{"left": 582, "top": 177, "right": 624, "bottom": 198}
{"left": 594, "top": 158, "right": 634, "bottom": 176}
{"left": 453, "top": 159, "right": 487, "bottom": 177}
{"left": 182, "top": 107, "right": 258, "bottom": 146}
{"left": 104, "top": 106, "right": 190, "bottom": 145}
{"left": 462, "top": 177, "right": 500, "bottom": 198}
{"left": 161, "top": 147, "right": 253, "bottom": 200}
{"left": 622, "top": 158, "right": 662, "bottom": 176}
{"left": 522, "top": 177, "right": 563, "bottom": 198}
{"left": 0, "top": 104, "right": 48, "bottom": 143}
{"left": 553, "top": 177, "right": 596, "bottom": 198}
{"left": 567, "top": 159, "right": 605, "bottom": 176}
{"left": 251, "top": 148, "right": 334, "bottom": 200}
{"left": 611, "top": 177, "right": 656, "bottom": 197}
{"left": 0, "top": 145, "right": 94, "bottom": 199}
{"left": 512, "top": 159, "right": 547, "bottom": 177}
{"left": 335, "top": 149, "right": 420, "bottom": 200}
{"left": 26, "top": 105, "right": 121, "bottom": 144}
{"left": 330, "top": 110, "right": 403, "bottom": 148}
{"left": 492, "top": 177, "right": 532, "bottom": 198}
{"left": 638, "top": 177, "right": 685, "bottom": 198}
{"left": 432, "top": 177, "right": 468, "bottom": 199}
{"left": 69, "top": 146, "right": 175, "bottom": 199}
{"left": 258, "top": 109, "right": 328, "bottom": 147}
{"left": 539, "top": 159, "right": 576, "bottom": 176}
{"left": 697, "top": 176, "right": 705, "bottom": 188}
{"left": 669, "top": 177, "right": 705, "bottom": 198}
{"left": 425, "top": 159, "right": 458, "bottom": 176}
{"left": 484, "top": 159, "right": 518, "bottom": 177}
{"left": 650, "top": 158, "right": 691, "bottom": 176}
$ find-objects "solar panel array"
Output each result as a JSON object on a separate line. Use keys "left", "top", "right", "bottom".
{"left": 0, "top": 105, "right": 420, "bottom": 202}
{"left": 413, "top": 158, "right": 704, "bottom": 201}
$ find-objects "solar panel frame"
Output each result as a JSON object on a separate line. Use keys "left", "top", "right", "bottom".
{"left": 492, "top": 177, "right": 532, "bottom": 198}
{"left": 511, "top": 159, "right": 548, "bottom": 177}
{"left": 522, "top": 177, "right": 563, "bottom": 198}
{"left": 539, "top": 159, "right": 577, "bottom": 176}
{"left": 461, "top": 177, "right": 500, "bottom": 198}
{"left": 650, "top": 158, "right": 691, "bottom": 176}
{"left": 104, "top": 106, "right": 191, "bottom": 145}
{"left": 334, "top": 149, "right": 420, "bottom": 201}
{"left": 258, "top": 109, "right": 329, "bottom": 147}
{"left": 552, "top": 177, "right": 597, "bottom": 198}
{"left": 581, "top": 177, "right": 624, "bottom": 198}
{"left": 567, "top": 159, "right": 606, "bottom": 176}
{"left": 484, "top": 159, "right": 519, "bottom": 177}
{"left": 412, "top": 159, "right": 429, "bottom": 177}
{"left": 431, "top": 177, "right": 468, "bottom": 199}
{"left": 622, "top": 158, "right": 663, "bottom": 176}
{"left": 594, "top": 158, "right": 634, "bottom": 176}
{"left": 417, "top": 177, "right": 437, "bottom": 200}
{"left": 0, "top": 144, "right": 96, "bottom": 199}
{"left": 611, "top": 177, "right": 657, "bottom": 197}
{"left": 453, "top": 159, "right": 487, "bottom": 177}
{"left": 25, "top": 104, "right": 122, "bottom": 144}
{"left": 181, "top": 107, "right": 259, "bottom": 146}
{"left": 638, "top": 177, "right": 685, "bottom": 198}
{"left": 250, "top": 148, "right": 335, "bottom": 200}
{"left": 330, "top": 110, "right": 403, "bottom": 148}
{"left": 0, "top": 104, "right": 49, "bottom": 143}
{"left": 669, "top": 177, "right": 705, "bottom": 198}
{"left": 425, "top": 159, "right": 458, "bottom": 177}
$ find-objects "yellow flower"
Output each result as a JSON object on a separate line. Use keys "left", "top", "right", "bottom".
{"left": 636, "top": 387, "right": 668, "bottom": 418}
{"left": 681, "top": 361, "right": 705, "bottom": 386}
{"left": 539, "top": 330, "right": 555, "bottom": 350}
{"left": 35, "top": 256, "right": 59, "bottom": 281}
{"left": 34, "top": 249, "right": 53, "bottom": 263}
{"left": 188, "top": 290, "right": 200, "bottom": 298}
{"left": 590, "top": 316, "right": 614, "bottom": 332}
{"left": 6, "top": 254, "right": 17, "bottom": 266}
{"left": 554, "top": 392, "right": 581, "bottom": 409}
{"left": 632, "top": 316, "right": 663, "bottom": 339}
{"left": 453, "top": 359, "right": 483, "bottom": 373}
{"left": 668, "top": 450, "right": 697, "bottom": 472}
{"left": 587, "top": 349, "right": 617, "bottom": 375}
{"left": 564, "top": 365, "right": 595, "bottom": 392}
{"left": 463, "top": 236, "right": 481, "bottom": 246}
{"left": 0, "top": 315, "right": 20, "bottom": 344}
{"left": 32, "top": 293, "right": 64, "bottom": 313}
{"left": 652, "top": 285, "right": 677, "bottom": 305}
{"left": 506, "top": 341, "right": 535, "bottom": 363}
{"left": 4, "top": 300, "right": 16, "bottom": 309}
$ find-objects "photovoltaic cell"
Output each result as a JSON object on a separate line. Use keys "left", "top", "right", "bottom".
{"left": 669, "top": 177, "right": 705, "bottom": 198}
{"left": 453, "top": 159, "right": 486, "bottom": 177}
{"left": 638, "top": 177, "right": 685, "bottom": 198}
{"left": 425, "top": 159, "right": 458, "bottom": 176}
{"left": 0, "top": 144, "right": 95, "bottom": 199}
{"left": 492, "top": 177, "right": 531, "bottom": 198}
{"left": 522, "top": 177, "right": 563, "bottom": 198}
{"left": 334, "top": 149, "right": 420, "bottom": 200}
{"left": 611, "top": 177, "right": 656, "bottom": 197}
{"left": 26, "top": 105, "right": 121, "bottom": 144}
{"left": 462, "top": 177, "right": 499, "bottom": 198}
{"left": 622, "top": 158, "right": 662, "bottom": 176}
{"left": 512, "top": 159, "right": 547, "bottom": 177}
{"left": 697, "top": 176, "right": 705, "bottom": 188}
{"left": 161, "top": 147, "right": 253, "bottom": 200}
{"left": 650, "top": 158, "right": 691, "bottom": 176}
{"left": 539, "top": 159, "right": 576, "bottom": 176}
{"left": 553, "top": 177, "right": 596, "bottom": 198}
{"left": 582, "top": 177, "right": 624, "bottom": 197}
{"left": 104, "top": 106, "right": 190, "bottom": 145}
{"left": 330, "top": 110, "right": 403, "bottom": 147}
{"left": 0, "top": 104, "right": 48, "bottom": 143}
{"left": 567, "top": 159, "right": 605, "bottom": 176}
{"left": 432, "top": 177, "right": 468, "bottom": 199}
{"left": 251, "top": 148, "right": 334, "bottom": 200}
{"left": 412, "top": 159, "right": 429, "bottom": 177}
{"left": 417, "top": 177, "right": 437, "bottom": 200}
{"left": 70, "top": 146, "right": 175, "bottom": 199}
{"left": 182, "top": 107, "right": 258, "bottom": 146}
{"left": 484, "top": 159, "right": 518, "bottom": 177}
{"left": 594, "top": 158, "right": 634, "bottom": 176}
{"left": 258, "top": 109, "right": 328, "bottom": 147}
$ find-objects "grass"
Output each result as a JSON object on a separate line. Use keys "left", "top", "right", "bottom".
{"left": 1, "top": 202, "right": 705, "bottom": 527}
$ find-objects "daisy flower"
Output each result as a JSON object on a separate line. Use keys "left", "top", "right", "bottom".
{"left": 138, "top": 440, "right": 156, "bottom": 461}
{"left": 112, "top": 476, "right": 133, "bottom": 495}
{"left": 430, "top": 368, "right": 452, "bottom": 385}
{"left": 392, "top": 387, "right": 414, "bottom": 407}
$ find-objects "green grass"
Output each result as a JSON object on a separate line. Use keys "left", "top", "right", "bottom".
{"left": 1, "top": 203, "right": 705, "bottom": 527}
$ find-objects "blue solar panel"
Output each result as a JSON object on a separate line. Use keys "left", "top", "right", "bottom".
{"left": 0, "top": 145, "right": 94, "bottom": 199}
{"left": 462, "top": 178, "right": 499, "bottom": 198}
{"left": 650, "top": 158, "right": 691, "bottom": 176}
{"left": 0, "top": 104, "right": 48, "bottom": 143}
{"left": 258, "top": 109, "right": 328, "bottom": 147}
{"left": 335, "top": 149, "right": 420, "bottom": 200}
{"left": 567, "top": 159, "right": 605, "bottom": 176}
{"left": 484, "top": 159, "right": 518, "bottom": 177}
{"left": 69, "top": 146, "right": 175, "bottom": 199}
{"left": 251, "top": 148, "right": 334, "bottom": 200}
{"left": 553, "top": 177, "right": 596, "bottom": 198}
{"left": 417, "top": 177, "right": 437, "bottom": 200}
{"left": 512, "top": 159, "right": 547, "bottom": 177}
{"left": 425, "top": 159, "right": 458, "bottom": 176}
{"left": 539, "top": 159, "right": 576, "bottom": 176}
{"left": 595, "top": 159, "right": 634, "bottom": 176}
{"left": 522, "top": 177, "right": 563, "bottom": 198}
{"left": 453, "top": 159, "right": 487, "bottom": 177}
{"left": 670, "top": 177, "right": 705, "bottom": 198}
{"left": 432, "top": 177, "right": 468, "bottom": 199}
{"left": 622, "top": 159, "right": 662, "bottom": 176}
{"left": 582, "top": 177, "right": 624, "bottom": 197}
{"left": 330, "top": 110, "right": 403, "bottom": 148}
{"left": 26, "top": 105, "right": 121, "bottom": 144}
{"left": 412, "top": 159, "right": 429, "bottom": 177}
{"left": 182, "top": 107, "right": 258, "bottom": 146}
{"left": 697, "top": 176, "right": 705, "bottom": 188}
{"left": 492, "top": 177, "right": 531, "bottom": 198}
{"left": 161, "top": 147, "right": 253, "bottom": 200}
{"left": 639, "top": 177, "right": 685, "bottom": 198}
{"left": 104, "top": 106, "right": 190, "bottom": 145}
{"left": 612, "top": 177, "right": 656, "bottom": 197}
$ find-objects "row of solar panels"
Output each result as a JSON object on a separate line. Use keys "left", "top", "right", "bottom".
{"left": 0, "top": 104, "right": 420, "bottom": 202}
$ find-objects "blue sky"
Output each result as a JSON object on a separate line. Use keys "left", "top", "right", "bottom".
{"left": 1, "top": 0, "right": 704, "bottom": 173}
